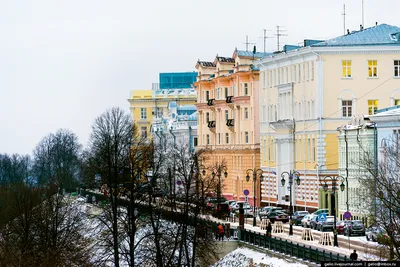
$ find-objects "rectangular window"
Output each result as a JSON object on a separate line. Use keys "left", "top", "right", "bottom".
{"left": 217, "top": 88, "right": 221, "bottom": 99}
{"left": 225, "top": 87, "right": 228, "bottom": 97}
{"left": 395, "top": 99, "right": 400, "bottom": 106}
{"left": 294, "top": 65, "right": 297, "bottom": 82}
{"left": 245, "top": 132, "right": 249, "bottom": 144}
{"left": 368, "top": 100, "right": 379, "bottom": 115}
{"left": 225, "top": 110, "right": 229, "bottom": 121}
{"left": 141, "top": 127, "right": 147, "bottom": 138}
{"left": 244, "top": 83, "right": 248, "bottom": 96}
{"left": 233, "top": 84, "right": 236, "bottom": 96}
{"left": 368, "top": 60, "right": 378, "bottom": 77}
{"left": 218, "top": 133, "right": 221, "bottom": 144}
{"left": 225, "top": 133, "right": 229, "bottom": 144}
{"left": 206, "top": 91, "right": 210, "bottom": 101}
{"left": 206, "top": 112, "right": 210, "bottom": 122}
{"left": 394, "top": 60, "right": 400, "bottom": 77}
{"left": 140, "top": 108, "right": 147, "bottom": 119}
{"left": 245, "top": 107, "right": 249, "bottom": 119}
{"left": 342, "top": 100, "right": 352, "bottom": 117}
{"left": 206, "top": 134, "right": 210, "bottom": 145}
{"left": 342, "top": 60, "right": 352, "bottom": 78}
{"left": 298, "top": 64, "right": 301, "bottom": 83}
{"left": 193, "top": 137, "right": 198, "bottom": 147}
{"left": 278, "top": 69, "right": 281, "bottom": 85}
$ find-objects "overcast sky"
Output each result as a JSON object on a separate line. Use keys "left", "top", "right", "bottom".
{"left": 1, "top": 0, "right": 399, "bottom": 155}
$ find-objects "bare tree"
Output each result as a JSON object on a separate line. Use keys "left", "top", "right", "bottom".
{"left": 358, "top": 136, "right": 400, "bottom": 260}
{"left": 32, "top": 129, "right": 82, "bottom": 189}
{"left": 86, "top": 107, "right": 135, "bottom": 266}
{"left": 0, "top": 183, "right": 92, "bottom": 266}
{"left": 0, "top": 153, "right": 30, "bottom": 185}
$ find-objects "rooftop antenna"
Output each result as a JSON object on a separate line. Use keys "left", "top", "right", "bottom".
{"left": 342, "top": 4, "right": 346, "bottom": 35}
{"left": 362, "top": 0, "right": 364, "bottom": 28}
{"left": 275, "top": 26, "right": 287, "bottom": 51}
{"left": 243, "top": 35, "right": 256, "bottom": 52}
{"left": 259, "top": 29, "right": 273, "bottom": 53}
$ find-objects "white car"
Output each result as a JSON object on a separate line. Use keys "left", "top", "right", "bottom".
{"left": 301, "top": 214, "right": 313, "bottom": 228}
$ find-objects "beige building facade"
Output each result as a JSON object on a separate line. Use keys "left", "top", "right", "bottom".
{"left": 257, "top": 24, "right": 400, "bottom": 213}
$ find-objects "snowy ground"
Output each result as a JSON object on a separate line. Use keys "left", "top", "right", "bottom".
{"left": 211, "top": 247, "right": 310, "bottom": 267}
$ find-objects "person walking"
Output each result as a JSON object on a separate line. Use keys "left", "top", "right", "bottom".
{"left": 350, "top": 250, "right": 358, "bottom": 261}
{"left": 217, "top": 224, "right": 224, "bottom": 241}
{"left": 266, "top": 222, "right": 272, "bottom": 238}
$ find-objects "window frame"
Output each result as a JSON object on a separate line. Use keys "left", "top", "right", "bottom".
{"left": 244, "top": 83, "right": 248, "bottom": 96}
{"left": 225, "top": 110, "right": 229, "bottom": 121}
{"left": 225, "top": 133, "right": 229, "bottom": 144}
{"left": 368, "top": 99, "right": 379, "bottom": 115}
{"left": 245, "top": 131, "right": 249, "bottom": 144}
{"left": 245, "top": 107, "right": 249, "bottom": 119}
{"left": 368, "top": 60, "right": 378, "bottom": 78}
{"left": 141, "top": 126, "right": 147, "bottom": 138}
{"left": 206, "top": 134, "right": 210, "bottom": 145}
{"left": 140, "top": 108, "right": 147, "bottom": 119}
{"left": 342, "top": 100, "right": 353, "bottom": 118}
{"left": 394, "top": 60, "right": 400, "bottom": 78}
{"left": 342, "top": 60, "right": 352, "bottom": 78}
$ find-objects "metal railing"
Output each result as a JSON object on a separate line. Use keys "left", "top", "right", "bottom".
{"left": 239, "top": 228, "right": 351, "bottom": 264}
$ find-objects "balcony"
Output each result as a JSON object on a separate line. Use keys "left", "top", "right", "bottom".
{"left": 207, "top": 99, "right": 215, "bottom": 106}
{"left": 226, "top": 119, "right": 234, "bottom": 127}
{"left": 226, "top": 96, "right": 234, "bottom": 103}
{"left": 207, "top": 121, "right": 216, "bottom": 128}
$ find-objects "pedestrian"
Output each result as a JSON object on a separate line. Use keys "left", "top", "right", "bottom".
{"left": 350, "top": 250, "right": 358, "bottom": 261}
{"left": 217, "top": 224, "right": 224, "bottom": 241}
{"left": 266, "top": 222, "right": 272, "bottom": 238}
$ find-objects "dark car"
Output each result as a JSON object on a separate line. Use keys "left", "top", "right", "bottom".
{"left": 212, "top": 202, "right": 231, "bottom": 218}
{"left": 267, "top": 211, "right": 289, "bottom": 223}
{"left": 206, "top": 197, "right": 228, "bottom": 210}
{"left": 317, "top": 216, "right": 336, "bottom": 231}
{"left": 293, "top": 211, "right": 309, "bottom": 226}
{"left": 344, "top": 220, "right": 366, "bottom": 236}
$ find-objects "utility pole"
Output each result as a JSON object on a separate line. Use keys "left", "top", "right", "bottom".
{"left": 260, "top": 29, "right": 272, "bottom": 53}
{"left": 275, "top": 26, "right": 287, "bottom": 51}
{"left": 243, "top": 35, "right": 256, "bottom": 52}
{"left": 342, "top": 4, "right": 346, "bottom": 35}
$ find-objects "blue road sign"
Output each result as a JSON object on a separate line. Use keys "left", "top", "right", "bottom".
{"left": 318, "top": 213, "right": 327, "bottom": 221}
{"left": 343, "top": 211, "right": 351, "bottom": 220}
{"left": 244, "top": 189, "right": 249, "bottom": 196}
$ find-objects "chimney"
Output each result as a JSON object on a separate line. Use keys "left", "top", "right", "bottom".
{"left": 376, "top": 22, "right": 378, "bottom": 26}
{"left": 347, "top": 29, "right": 350, "bottom": 35}
{"left": 360, "top": 24, "right": 364, "bottom": 30}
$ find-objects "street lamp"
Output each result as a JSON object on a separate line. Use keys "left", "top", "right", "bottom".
{"left": 281, "top": 170, "right": 301, "bottom": 236}
{"left": 212, "top": 166, "right": 228, "bottom": 218}
{"left": 322, "top": 175, "right": 345, "bottom": 247}
{"left": 246, "top": 168, "right": 263, "bottom": 226}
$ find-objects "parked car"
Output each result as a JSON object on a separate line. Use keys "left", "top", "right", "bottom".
{"left": 344, "top": 220, "right": 366, "bottom": 236}
{"left": 310, "top": 214, "right": 324, "bottom": 230}
{"left": 317, "top": 216, "right": 336, "bottom": 231}
{"left": 336, "top": 220, "right": 352, "bottom": 234}
{"left": 366, "top": 225, "right": 384, "bottom": 242}
{"left": 228, "top": 200, "right": 237, "bottom": 208}
{"left": 206, "top": 197, "right": 228, "bottom": 210}
{"left": 266, "top": 211, "right": 289, "bottom": 223}
{"left": 312, "top": 208, "right": 329, "bottom": 215}
{"left": 212, "top": 202, "right": 231, "bottom": 218}
{"left": 234, "top": 202, "right": 251, "bottom": 211}
{"left": 301, "top": 214, "right": 313, "bottom": 228}
{"left": 293, "top": 211, "right": 309, "bottom": 226}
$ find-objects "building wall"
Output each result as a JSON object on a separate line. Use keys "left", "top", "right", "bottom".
{"left": 258, "top": 45, "right": 400, "bottom": 211}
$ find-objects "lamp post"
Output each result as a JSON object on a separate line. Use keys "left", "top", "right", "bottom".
{"left": 246, "top": 168, "right": 263, "bottom": 226}
{"left": 322, "top": 175, "right": 345, "bottom": 247}
{"left": 212, "top": 166, "right": 228, "bottom": 218}
{"left": 280, "top": 170, "right": 301, "bottom": 236}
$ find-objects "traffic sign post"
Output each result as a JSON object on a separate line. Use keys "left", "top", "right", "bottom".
{"left": 343, "top": 211, "right": 351, "bottom": 220}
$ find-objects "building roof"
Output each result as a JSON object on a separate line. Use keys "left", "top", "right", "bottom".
{"left": 215, "top": 56, "right": 235, "bottom": 63}
{"left": 370, "top": 105, "right": 400, "bottom": 118}
{"left": 312, "top": 24, "right": 400, "bottom": 47}
{"left": 234, "top": 50, "right": 272, "bottom": 59}
{"left": 197, "top": 61, "right": 216, "bottom": 67}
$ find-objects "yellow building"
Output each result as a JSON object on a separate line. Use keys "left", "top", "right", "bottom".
{"left": 195, "top": 49, "right": 270, "bottom": 206}
{"left": 128, "top": 81, "right": 197, "bottom": 139}
{"left": 257, "top": 23, "right": 400, "bottom": 213}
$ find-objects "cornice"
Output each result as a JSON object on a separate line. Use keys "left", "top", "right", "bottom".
{"left": 128, "top": 97, "right": 196, "bottom": 103}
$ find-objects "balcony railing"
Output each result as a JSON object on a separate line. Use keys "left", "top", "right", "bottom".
{"left": 207, "top": 121, "right": 216, "bottom": 128}
{"left": 226, "top": 96, "right": 234, "bottom": 103}
{"left": 226, "top": 119, "right": 234, "bottom": 127}
{"left": 207, "top": 99, "right": 215, "bottom": 106}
